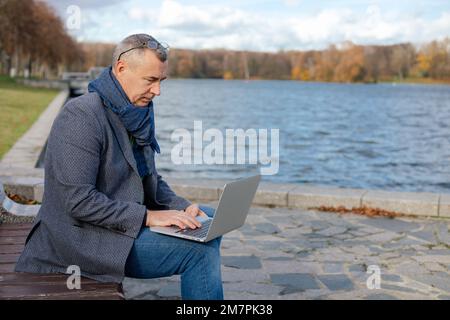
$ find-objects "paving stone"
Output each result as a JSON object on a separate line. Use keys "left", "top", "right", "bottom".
{"left": 316, "top": 226, "right": 348, "bottom": 237}
{"left": 413, "top": 274, "right": 450, "bottom": 292}
{"left": 422, "top": 262, "right": 448, "bottom": 272}
{"left": 389, "top": 236, "right": 429, "bottom": 247}
{"left": 222, "top": 266, "right": 269, "bottom": 282}
{"left": 245, "top": 240, "right": 284, "bottom": 251}
{"left": 317, "top": 274, "right": 354, "bottom": 291}
{"left": 308, "top": 220, "right": 332, "bottom": 231}
{"left": 381, "top": 284, "right": 416, "bottom": 293}
{"left": 333, "top": 233, "right": 354, "bottom": 240}
{"left": 427, "top": 249, "right": 450, "bottom": 255}
{"left": 394, "top": 261, "right": 431, "bottom": 276}
{"left": 410, "top": 230, "right": 439, "bottom": 243}
{"left": 122, "top": 277, "right": 167, "bottom": 299}
{"left": 365, "top": 293, "right": 399, "bottom": 300}
{"left": 364, "top": 231, "right": 404, "bottom": 243}
{"left": 264, "top": 256, "right": 295, "bottom": 261}
{"left": 223, "top": 282, "right": 282, "bottom": 295}
{"left": 436, "top": 224, "right": 450, "bottom": 243}
{"left": 222, "top": 255, "right": 262, "bottom": 269}
{"left": 253, "top": 223, "right": 282, "bottom": 234}
{"left": 348, "top": 230, "right": 371, "bottom": 237}
{"left": 279, "top": 286, "right": 305, "bottom": 295}
{"left": 224, "top": 291, "right": 280, "bottom": 300}
{"left": 306, "top": 241, "right": 329, "bottom": 249}
{"left": 322, "top": 263, "right": 345, "bottom": 274}
{"left": 359, "top": 218, "right": 421, "bottom": 233}
{"left": 270, "top": 273, "right": 321, "bottom": 291}
{"left": 303, "top": 232, "right": 327, "bottom": 239}
{"left": 349, "top": 264, "right": 367, "bottom": 272}
{"left": 296, "top": 250, "right": 313, "bottom": 259}
{"left": 263, "top": 260, "right": 322, "bottom": 274}
{"left": 287, "top": 238, "right": 313, "bottom": 248}
{"left": 278, "top": 242, "right": 305, "bottom": 254}
{"left": 221, "top": 239, "right": 242, "bottom": 249}
{"left": 265, "top": 215, "right": 296, "bottom": 224}
{"left": 412, "top": 255, "right": 450, "bottom": 264}
{"left": 157, "top": 282, "right": 181, "bottom": 298}
{"left": 381, "top": 274, "right": 403, "bottom": 282}
{"left": 239, "top": 227, "right": 264, "bottom": 237}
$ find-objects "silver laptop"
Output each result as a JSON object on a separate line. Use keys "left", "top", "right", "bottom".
{"left": 150, "top": 175, "right": 261, "bottom": 242}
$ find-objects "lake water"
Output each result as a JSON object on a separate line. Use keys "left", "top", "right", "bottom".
{"left": 151, "top": 79, "right": 450, "bottom": 193}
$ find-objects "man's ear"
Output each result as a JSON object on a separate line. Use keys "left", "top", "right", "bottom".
{"left": 115, "top": 60, "right": 127, "bottom": 76}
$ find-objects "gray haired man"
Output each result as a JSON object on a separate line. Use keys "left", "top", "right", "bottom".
{"left": 15, "top": 34, "right": 224, "bottom": 300}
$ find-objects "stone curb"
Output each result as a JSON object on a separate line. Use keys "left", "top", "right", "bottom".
{"left": 1, "top": 175, "right": 449, "bottom": 218}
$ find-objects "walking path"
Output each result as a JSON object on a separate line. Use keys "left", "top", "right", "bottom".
{"left": 123, "top": 203, "right": 450, "bottom": 300}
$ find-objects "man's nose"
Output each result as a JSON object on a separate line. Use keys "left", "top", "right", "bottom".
{"left": 150, "top": 83, "right": 161, "bottom": 96}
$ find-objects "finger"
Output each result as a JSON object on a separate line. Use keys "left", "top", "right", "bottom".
{"left": 171, "top": 219, "right": 187, "bottom": 230}
{"left": 187, "top": 209, "right": 203, "bottom": 227}
{"left": 185, "top": 209, "right": 196, "bottom": 218}
{"left": 184, "top": 215, "right": 202, "bottom": 228}
{"left": 198, "top": 210, "right": 208, "bottom": 217}
{"left": 184, "top": 214, "right": 203, "bottom": 228}
{"left": 177, "top": 216, "right": 198, "bottom": 229}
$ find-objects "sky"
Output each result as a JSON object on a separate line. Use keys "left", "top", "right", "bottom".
{"left": 44, "top": 0, "right": 450, "bottom": 51}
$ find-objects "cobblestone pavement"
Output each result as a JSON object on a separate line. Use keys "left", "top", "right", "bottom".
{"left": 122, "top": 203, "right": 450, "bottom": 300}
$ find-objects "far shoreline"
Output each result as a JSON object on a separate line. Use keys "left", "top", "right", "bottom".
{"left": 167, "top": 76, "right": 450, "bottom": 86}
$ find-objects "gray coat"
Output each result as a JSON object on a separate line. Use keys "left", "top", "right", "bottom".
{"left": 15, "top": 92, "right": 191, "bottom": 283}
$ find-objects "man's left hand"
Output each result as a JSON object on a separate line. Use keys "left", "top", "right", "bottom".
{"left": 184, "top": 204, "right": 208, "bottom": 218}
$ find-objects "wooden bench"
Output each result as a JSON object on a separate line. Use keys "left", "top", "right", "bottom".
{"left": 0, "top": 222, "right": 125, "bottom": 300}
{"left": 0, "top": 180, "right": 125, "bottom": 300}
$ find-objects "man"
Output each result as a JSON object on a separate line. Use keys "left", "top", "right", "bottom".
{"left": 15, "top": 34, "right": 223, "bottom": 300}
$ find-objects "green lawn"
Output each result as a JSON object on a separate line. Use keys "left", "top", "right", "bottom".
{"left": 0, "top": 76, "right": 59, "bottom": 159}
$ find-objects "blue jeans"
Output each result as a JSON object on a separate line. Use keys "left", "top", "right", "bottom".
{"left": 124, "top": 205, "right": 224, "bottom": 300}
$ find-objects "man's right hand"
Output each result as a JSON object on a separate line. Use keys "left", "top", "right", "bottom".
{"left": 145, "top": 210, "right": 202, "bottom": 230}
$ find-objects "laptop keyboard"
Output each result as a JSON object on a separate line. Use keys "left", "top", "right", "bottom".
{"left": 175, "top": 219, "right": 212, "bottom": 238}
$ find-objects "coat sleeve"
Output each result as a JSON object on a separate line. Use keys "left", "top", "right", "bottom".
{"left": 155, "top": 174, "right": 192, "bottom": 211}
{"left": 47, "top": 100, "right": 147, "bottom": 239}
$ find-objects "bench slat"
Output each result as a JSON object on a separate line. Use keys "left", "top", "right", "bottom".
{"left": 0, "top": 284, "right": 123, "bottom": 300}
{"left": 0, "top": 244, "right": 25, "bottom": 254}
{"left": 1, "top": 273, "right": 102, "bottom": 284}
{"left": 0, "top": 253, "right": 20, "bottom": 263}
{"left": 0, "top": 263, "right": 16, "bottom": 273}
{"left": 0, "top": 223, "right": 35, "bottom": 230}
{"left": 0, "top": 237, "right": 25, "bottom": 245}
{"left": 0, "top": 229, "right": 30, "bottom": 237}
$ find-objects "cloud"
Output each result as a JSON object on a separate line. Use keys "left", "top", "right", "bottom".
{"left": 281, "top": 0, "right": 302, "bottom": 7}
{"left": 285, "top": 5, "right": 450, "bottom": 49}
{"left": 61, "top": 0, "right": 450, "bottom": 51}
{"left": 44, "top": 0, "right": 123, "bottom": 10}
{"left": 157, "top": 0, "right": 252, "bottom": 35}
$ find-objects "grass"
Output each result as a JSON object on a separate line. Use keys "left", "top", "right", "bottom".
{"left": 0, "top": 75, "right": 59, "bottom": 159}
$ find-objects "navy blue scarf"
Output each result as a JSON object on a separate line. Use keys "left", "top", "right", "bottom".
{"left": 88, "top": 66, "right": 160, "bottom": 177}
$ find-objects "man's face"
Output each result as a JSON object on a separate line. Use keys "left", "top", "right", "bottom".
{"left": 114, "top": 50, "right": 168, "bottom": 107}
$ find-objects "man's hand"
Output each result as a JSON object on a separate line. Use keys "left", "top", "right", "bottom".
{"left": 146, "top": 210, "right": 202, "bottom": 230}
{"left": 184, "top": 203, "right": 208, "bottom": 219}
